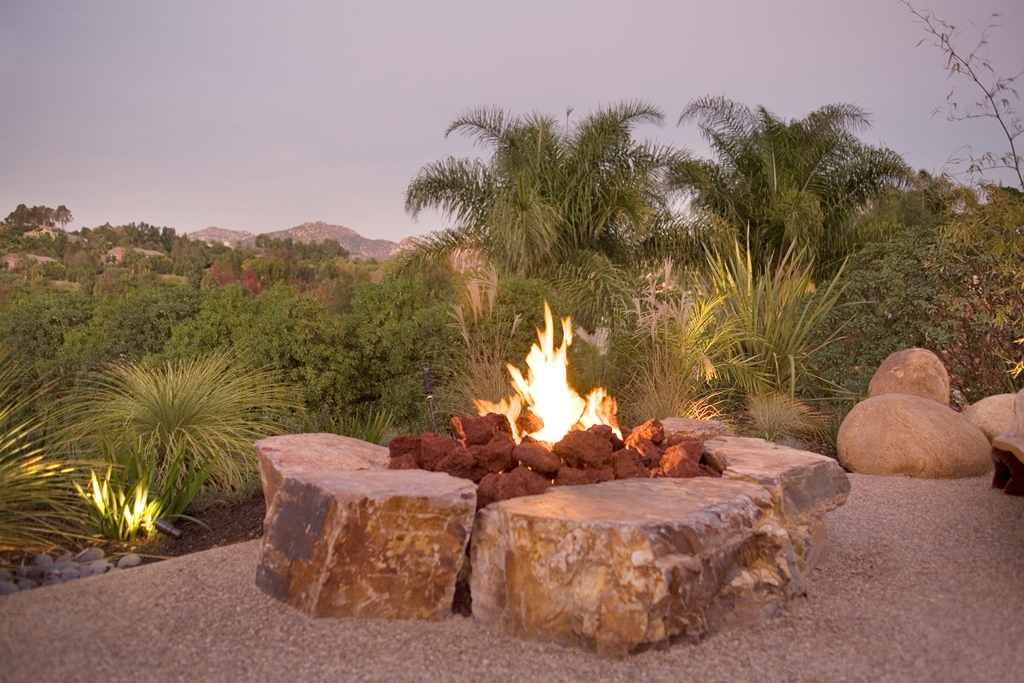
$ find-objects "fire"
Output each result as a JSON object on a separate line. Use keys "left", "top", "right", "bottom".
{"left": 475, "top": 303, "right": 621, "bottom": 443}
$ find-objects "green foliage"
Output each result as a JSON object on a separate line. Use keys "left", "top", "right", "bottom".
{"left": 307, "top": 406, "right": 397, "bottom": 446}
{"left": 346, "top": 267, "right": 460, "bottom": 430}
{"left": 674, "top": 96, "right": 910, "bottom": 274}
{"left": 406, "top": 101, "right": 700, "bottom": 326}
{"left": 702, "top": 240, "right": 847, "bottom": 398}
{"left": 160, "top": 284, "right": 360, "bottom": 420}
{"left": 742, "top": 393, "right": 824, "bottom": 444}
{"left": 61, "top": 354, "right": 300, "bottom": 511}
{"left": 56, "top": 283, "right": 204, "bottom": 375}
{"left": 0, "top": 352, "right": 84, "bottom": 553}
{"left": 74, "top": 466, "right": 165, "bottom": 542}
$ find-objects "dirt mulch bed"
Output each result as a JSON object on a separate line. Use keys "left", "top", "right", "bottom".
{"left": 146, "top": 495, "right": 267, "bottom": 558}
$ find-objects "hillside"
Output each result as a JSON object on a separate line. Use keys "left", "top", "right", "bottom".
{"left": 188, "top": 222, "right": 409, "bottom": 261}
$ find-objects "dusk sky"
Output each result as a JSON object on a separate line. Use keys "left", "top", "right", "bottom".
{"left": 2, "top": 0, "right": 1022, "bottom": 242}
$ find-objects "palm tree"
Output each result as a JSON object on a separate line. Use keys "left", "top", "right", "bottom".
{"left": 672, "top": 96, "right": 911, "bottom": 274}
{"left": 405, "top": 101, "right": 702, "bottom": 326}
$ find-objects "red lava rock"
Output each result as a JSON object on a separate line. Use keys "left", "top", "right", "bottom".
{"left": 587, "top": 466, "right": 615, "bottom": 483}
{"left": 586, "top": 424, "right": 625, "bottom": 451}
{"left": 477, "top": 466, "right": 550, "bottom": 509}
{"left": 625, "top": 418, "right": 665, "bottom": 447}
{"left": 436, "top": 446, "right": 485, "bottom": 481}
{"left": 515, "top": 410, "right": 545, "bottom": 436}
{"left": 553, "top": 467, "right": 592, "bottom": 486}
{"left": 470, "top": 431, "right": 516, "bottom": 475}
{"left": 553, "top": 430, "right": 614, "bottom": 468}
{"left": 388, "top": 435, "right": 421, "bottom": 462}
{"left": 611, "top": 448, "right": 650, "bottom": 479}
{"left": 450, "top": 416, "right": 495, "bottom": 447}
{"left": 514, "top": 442, "right": 562, "bottom": 478}
{"left": 698, "top": 463, "right": 723, "bottom": 478}
{"left": 662, "top": 439, "right": 703, "bottom": 466}
{"left": 419, "top": 432, "right": 459, "bottom": 471}
{"left": 632, "top": 437, "right": 664, "bottom": 469}
{"left": 387, "top": 454, "right": 418, "bottom": 470}
{"left": 660, "top": 447, "right": 701, "bottom": 478}
{"left": 482, "top": 412, "right": 513, "bottom": 435}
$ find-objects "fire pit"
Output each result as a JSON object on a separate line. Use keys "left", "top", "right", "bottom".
{"left": 254, "top": 304, "right": 851, "bottom": 657}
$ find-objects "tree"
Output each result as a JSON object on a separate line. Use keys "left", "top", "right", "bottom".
{"left": 405, "top": 101, "right": 698, "bottom": 325}
{"left": 672, "top": 96, "right": 910, "bottom": 274}
{"left": 901, "top": 1, "right": 1023, "bottom": 191}
{"left": 54, "top": 206, "right": 73, "bottom": 231}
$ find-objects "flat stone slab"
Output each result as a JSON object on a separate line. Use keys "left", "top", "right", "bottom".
{"left": 256, "top": 469, "right": 476, "bottom": 620}
{"left": 703, "top": 436, "right": 850, "bottom": 520}
{"left": 471, "top": 477, "right": 805, "bottom": 657}
{"left": 255, "top": 432, "right": 389, "bottom": 504}
{"left": 660, "top": 417, "right": 732, "bottom": 441}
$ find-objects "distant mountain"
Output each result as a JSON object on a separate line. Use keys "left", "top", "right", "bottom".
{"left": 187, "top": 222, "right": 411, "bottom": 261}
{"left": 187, "top": 227, "right": 255, "bottom": 247}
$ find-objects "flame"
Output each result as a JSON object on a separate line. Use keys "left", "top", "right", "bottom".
{"left": 475, "top": 302, "right": 621, "bottom": 443}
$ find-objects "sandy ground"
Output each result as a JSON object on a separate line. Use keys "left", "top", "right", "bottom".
{"left": 1, "top": 473, "right": 1023, "bottom": 683}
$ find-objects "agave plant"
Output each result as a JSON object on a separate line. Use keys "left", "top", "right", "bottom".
{"left": 62, "top": 353, "right": 300, "bottom": 509}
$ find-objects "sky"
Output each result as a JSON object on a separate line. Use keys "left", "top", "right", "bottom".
{"left": 2, "top": 0, "right": 1022, "bottom": 242}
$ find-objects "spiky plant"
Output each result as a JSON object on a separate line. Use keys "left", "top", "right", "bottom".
{"left": 307, "top": 406, "right": 398, "bottom": 446}
{"left": 62, "top": 353, "right": 300, "bottom": 504}
{"left": 744, "top": 393, "right": 825, "bottom": 444}
{"left": 0, "top": 351, "right": 84, "bottom": 553}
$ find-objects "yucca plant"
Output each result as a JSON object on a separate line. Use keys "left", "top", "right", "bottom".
{"left": 703, "top": 239, "right": 847, "bottom": 398}
{"left": 61, "top": 353, "right": 300, "bottom": 512}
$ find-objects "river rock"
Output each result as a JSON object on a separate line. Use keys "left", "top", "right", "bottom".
{"left": 255, "top": 432, "right": 389, "bottom": 505}
{"left": 868, "top": 347, "right": 950, "bottom": 405}
{"left": 470, "top": 478, "right": 809, "bottom": 657}
{"left": 963, "top": 393, "right": 1016, "bottom": 443}
{"left": 837, "top": 393, "right": 992, "bottom": 478}
{"left": 256, "top": 469, "right": 476, "bottom": 620}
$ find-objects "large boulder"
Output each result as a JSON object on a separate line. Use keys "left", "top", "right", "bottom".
{"left": 471, "top": 478, "right": 812, "bottom": 657}
{"left": 255, "top": 433, "right": 388, "bottom": 505}
{"left": 837, "top": 394, "right": 992, "bottom": 478}
{"left": 991, "top": 389, "right": 1024, "bottom": 495}
{"left": 256, "top": 469, "right": 476, "bottom": 620}
{"left": 962, "top": 393, "right": 1016, "bottom": 443}
{"left": 868, "top": 347, "right": 950, "bottom": 405}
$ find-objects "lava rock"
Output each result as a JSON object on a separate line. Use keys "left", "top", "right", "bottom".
{"left": 611, "top": 448, "right": 649, "bottom": 479}
{"left": 436, "top": 445, "right": 486, "bottom": 482}
{"left": 514, "top": 442, "right": 562, "bottom": 477}
{"left": 515, "top": 410, "right": 545, "bottom": 437}
{"left": 663, "top": 439, "right": 703, "bottom": 465}
{"left": 450, "top": 416, "right": 495, "bottom": 447}
{"left": 553, "top": 430, "right": 614, "bottom": 468}
{"left": 587, "top": 466, "right": 615, "bottom": 484}
{"left": 387, "top": 454, "right": 418, "bottom": 470}
{"left": 482, "top": 412, "right": 513, "bottom": 435}
{"left": 586, "top": 424, "right": 624, "bottom": 450}
{"left": 660, "top": 447, "right": 701, "bottom": 478}
{"left": 553, "top": 467, "right": 592, "bottom": 486}
{"left": 631, "top": 438, "right": 664, "bottom": 469}
{"left": 419, "top": 432, "right": 460, "bottom": 471}
{"left": 478, "top": 466, "right": 550, "bottom": 508}
{"left": 470, "top": 431, "right": 516, "bottom": 476}
{"left": 388, "top": 435, "right": 422, "bottom": 463}
{"left": 625, "top": 418, "right": 665, "bottom": 447}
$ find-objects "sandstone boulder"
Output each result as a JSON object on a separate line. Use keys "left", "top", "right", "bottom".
{"left": 837, "top": 394, "right": 992, "bottom": 478}
{"left": 255, "top": 433, "right": 388, "bottom": 504}
{"left": 868, "top": 347, "right": 950, "bottom": 405}
{"left": 471, "top": 478, "right": 809, "bottom": 657}
{"left": 661, "top": 417, "right": 732, "bottom": 441}
{"left": 256, "top": 469, "right": 475, "bottom": 620}
{"left": 963, "top": 393, "right": 1016, "bottom": 442}
{"left": 991, "top": 389, "right": 1024, "bottom": 495}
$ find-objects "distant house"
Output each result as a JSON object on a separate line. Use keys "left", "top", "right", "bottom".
{"left": 2, "top": 253, "right": 58, "bottom": 270}
{"left": 105, "top": 246, "right": 165, "bottom": 264}
{"left": 23, "top": 227, "right": 64, "bottom": 239}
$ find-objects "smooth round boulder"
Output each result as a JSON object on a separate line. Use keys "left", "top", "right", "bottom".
{"left": 962, "top": 393, "right": 1016, "bottom": 443}
{"left": 837, "top": 393, "right": 992, "bottom": 478}
{"left": 868, "top": 348, "right": 950, "bottom": 406}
